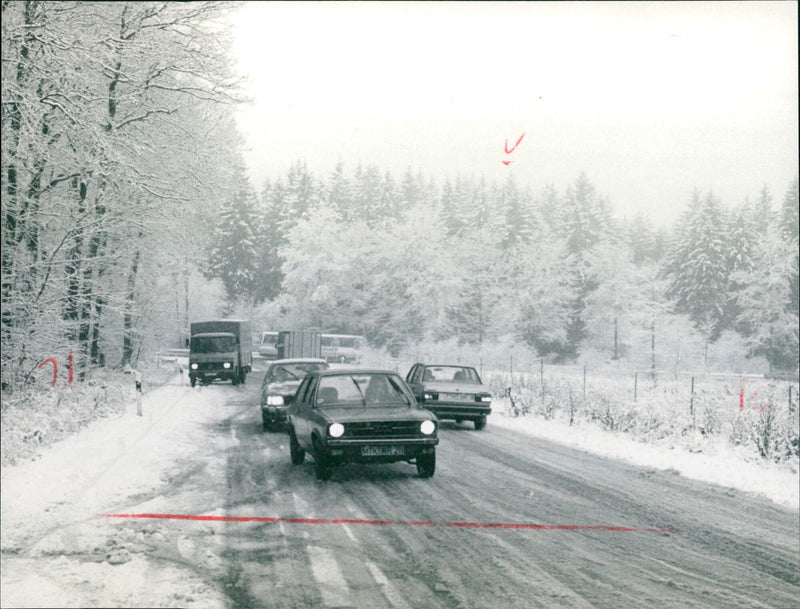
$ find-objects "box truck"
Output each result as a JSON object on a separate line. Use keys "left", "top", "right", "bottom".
{"left": 276, "top": 330, "right": 321, "bottom": 360}
{"left": 189, "top": 320, "right": 252, "bottom": 387}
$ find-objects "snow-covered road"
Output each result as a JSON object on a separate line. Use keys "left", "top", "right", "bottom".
{"left": 1, "top": 368, "right": 798, "bottom": 608}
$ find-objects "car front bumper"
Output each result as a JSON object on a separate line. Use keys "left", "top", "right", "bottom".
{"left": 262, "top": 404, "right": 290, "bottom": 423}
{"left": 191, "top": 369, "right": 236, "bottom": 381}
{"left": 423, "top": 402, "right": 491, "bottom": 420}
{"left": 324, "top": 436, "right": 439, "bottom": 463}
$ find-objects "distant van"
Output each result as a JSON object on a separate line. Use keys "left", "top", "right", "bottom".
{"left": 258, "top": 331, "right": 279, "bottom": 359}
{"left": 320, "top": 334, "right": 364, "bottom": 364}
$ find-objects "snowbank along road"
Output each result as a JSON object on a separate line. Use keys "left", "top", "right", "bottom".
{"left": 1, "top": 363, "right": 798, "bottom": 608}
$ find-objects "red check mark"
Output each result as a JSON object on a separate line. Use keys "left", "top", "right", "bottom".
{"left": 504, "top": 132, "right": 526, "bottom": 155}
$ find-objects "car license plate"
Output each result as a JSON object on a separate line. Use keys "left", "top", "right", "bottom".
{"left": 441, "top": 392, "right": 473, "bottom": 402}
{"left": 361, "top": 446, "right": 404, "bottom": 457}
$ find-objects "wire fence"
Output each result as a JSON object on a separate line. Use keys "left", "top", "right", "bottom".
{"left": 366, "top": 351, "right": 799, "bottom": 465}
{"left": 483, "top": 364, "right": 798, "bottom": 464}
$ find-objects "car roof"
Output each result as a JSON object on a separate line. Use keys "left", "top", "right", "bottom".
{"left": 310, "top": 368, "right": 401, "bottom": 377}
{"left": 415, "top": 363, "right": 478, "bottom": 369}
{"left": 268, "top": 358, "right": 327, "bottom": 365}
{"left": 192, "top": 332, "right": 235, "bottom": 338}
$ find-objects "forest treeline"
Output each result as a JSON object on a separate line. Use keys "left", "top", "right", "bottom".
{"left": 210, "top": 161, "right": 798, "bottom": 375}
{"left": 2, "top": 1, "right": 245, "bottom": 387}
{"left": 2, "top": 2, "right": 798, "bottom": 392}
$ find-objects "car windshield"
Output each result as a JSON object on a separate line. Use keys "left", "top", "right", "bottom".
{"left": 423, "top": 366, "right": 481, "bottom": 383}
{"left": 316, "top": 373, "right": 411, "bottom": 407}
{"left": 191, "top": 336, "right": 236, "bottom": 353}
{"left": 269, "top": 362, "right": 327, "bottom": 382}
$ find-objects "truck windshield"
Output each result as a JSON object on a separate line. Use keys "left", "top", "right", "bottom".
{"left": 192, "top": 336, "right": 236, "bottom": 353}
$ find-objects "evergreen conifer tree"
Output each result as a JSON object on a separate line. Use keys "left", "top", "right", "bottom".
{"left": 664, "top": 190, "right": 731, "bottom": 348}
{"left": 207, "top": 166, "right": 260, "bottom": 304}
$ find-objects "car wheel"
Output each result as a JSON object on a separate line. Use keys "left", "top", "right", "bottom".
{"left": 190, "top": 376, "right": 196, "bottom": 387}
{"left": 232, "top": 372, "right": 239, "bottom": 386}
{"left": 313, "top": 439, "right": 332, "bottom": 480}
{"left": 289, "top": 430, "right": 305, "bottom": 465}
{"left": 474, "top": 416, "right": 487, "bottom": 431}
{"left": 416, "top": 450, "right": 435, "bottom": 478}
{"left": 262, "top": 412, "right": 272, "bottom": 432}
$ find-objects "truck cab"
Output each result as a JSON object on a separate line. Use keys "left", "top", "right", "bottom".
{"left": 188, "top": 320, "right": 252, "bottom": 386}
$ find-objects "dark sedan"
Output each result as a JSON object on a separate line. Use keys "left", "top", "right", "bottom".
{"left": 405, "top": 363, "right": 492, "bottom": 430}
{"left": 260, "top": 358, "right": 328, "bottom": 431}
{"left": 287, "top": 369, "right": 439, "bottom": 480}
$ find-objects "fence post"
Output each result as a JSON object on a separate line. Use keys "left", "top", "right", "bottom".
{"left": 634, "top": 371, "right": 638, "bottom": 403}
{"left": 134, "top": 369, "right": 143, "bottom": 416}
{"left": 689, "top": 376, "right": 695, "bottom": 428}
{"left": 583, "top": 364, "right": 586, "bottom": 399}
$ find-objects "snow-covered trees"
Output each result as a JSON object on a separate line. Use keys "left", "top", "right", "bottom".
{"left": 733, "top": 178, "right": 799, "bottom": 373}
{"left": 780, "top": 177, "right": 799, "bottom": 318}
{"left": 659, "top": 181, "right": 798, "bottom": 373}
{"left": 3, "top": 3, "right": 793, "bottom": 384}
{"left": 1, "top": 1, "right": 245, "bottom": 386}
{"left": 247, "top": 160, "right": 795, "bottom": 374}
{"left": 207, "top": 163, "right": 261, "bottom": 304}
{"left": 734, "top": 232, "right": 798, "bottom": 372}
{"left": 664, "top": 191, "right": 732, "bottom": 347}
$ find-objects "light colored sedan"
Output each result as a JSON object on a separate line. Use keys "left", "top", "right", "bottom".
{"left": 260, "top": 358, "right": 328, "bottom": 431}
{"left": 405, "top": 363, "right": 492, "bottom": 430}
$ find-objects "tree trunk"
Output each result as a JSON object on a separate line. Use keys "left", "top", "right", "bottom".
{"left": 122, "top": 248, "right": 142, "bottom": 366}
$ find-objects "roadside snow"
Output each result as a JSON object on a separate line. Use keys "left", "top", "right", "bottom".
{"left": 1, "top": 373, "right": 234, "bottom": 608}
{"left": 491, "top": 412, "right": 799, "bottom": 511}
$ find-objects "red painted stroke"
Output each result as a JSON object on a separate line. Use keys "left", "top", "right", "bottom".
{"left": 504, "top": 131, "right": 526, "bottom": 155}
{"left": 97, "top": 513, "right": 683, "bottom": 533}
{"left": 502, "top": 160, "right": 514, "bottom": 166}
{"left": 38, "top": 357, "right": 58, "bottom": 387}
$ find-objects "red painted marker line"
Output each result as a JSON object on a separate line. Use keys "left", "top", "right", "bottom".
{"left": 97, "top": 513, "right": 682, "bottom": 533}
{"left": 504, "top": 131, "right": 526, "bottom": 155}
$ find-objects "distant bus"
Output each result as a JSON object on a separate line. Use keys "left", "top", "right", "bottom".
{"left": 320, "top": 334, "right": 364, "bottom": 364}
{"left": 258, "top": 331, "right": 279, "bottom": 359}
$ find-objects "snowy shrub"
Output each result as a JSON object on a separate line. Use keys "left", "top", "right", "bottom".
{"left": 486, "top": 358, "right": 798, "bottom": 465}
{"left": 750, "top": 400, "right": 800, "bottom": 462}
{"left": 1, "top": 363, "right": 176, "bottom": 466}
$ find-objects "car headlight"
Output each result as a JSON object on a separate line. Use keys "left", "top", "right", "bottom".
{"left": 480, "top": 396, "right": 492, "bottom": 403}
{"left": 190, "top": 363, "right": 198, "bottom": 370}
{"left": 424, "top": 392, "right": 437, "bottom": 401}
{"left": 267, "top": 395, "right": 284, "bottom": 406}
{"left": 223, "top": 362, "right": 231, "bottom": 369}
{"left": 420, "top": 420, "right": 436, "bottom": 435}
{"left": 329, "top": 423, "right": 345, "bottom": 438}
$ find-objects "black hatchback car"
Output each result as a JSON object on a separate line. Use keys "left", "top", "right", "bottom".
{"left": 287, "top": 369, "right": 439, "bottom": 480}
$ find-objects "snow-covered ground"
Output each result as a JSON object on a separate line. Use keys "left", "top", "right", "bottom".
{"left": 2, "top": 370, "right": 797, "bottom": 608}
{"left": 492, "top": 410, "right": 799, "bottom": 511}
{"left": 1, "top": 374, "right": 233, "bottom": 608}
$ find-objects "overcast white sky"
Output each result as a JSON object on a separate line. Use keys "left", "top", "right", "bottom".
{"left": 230, "top": 1, "right": 798, "bottom": 226}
